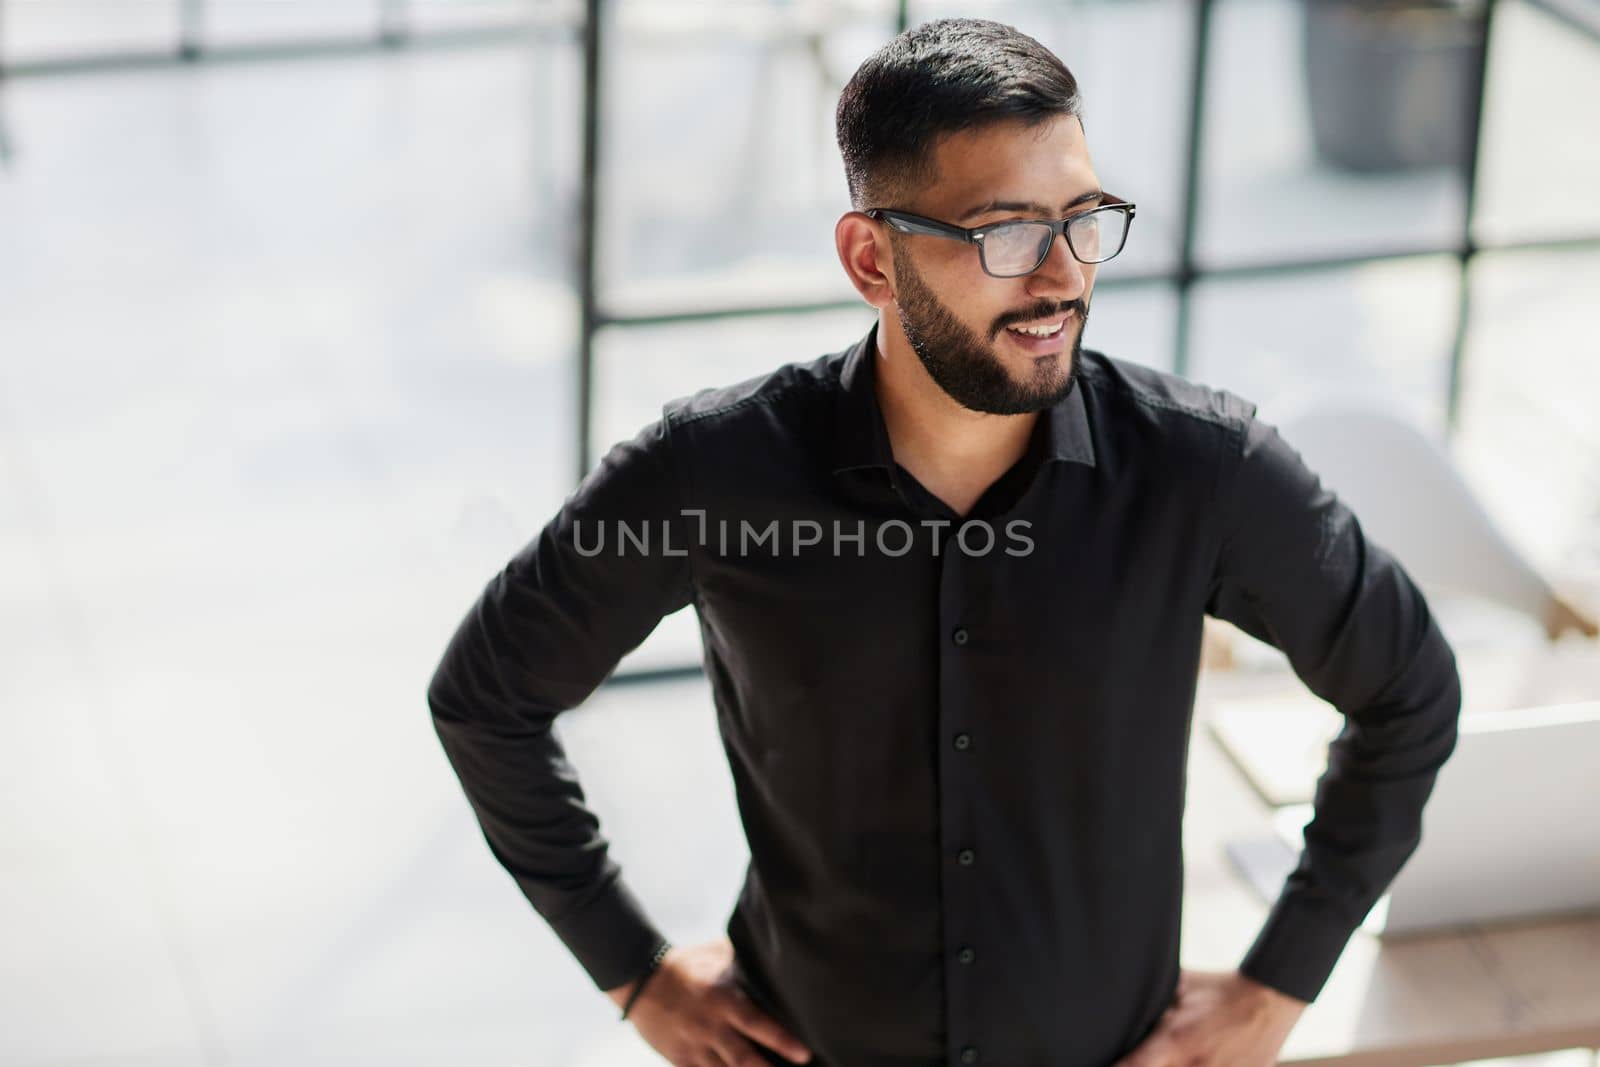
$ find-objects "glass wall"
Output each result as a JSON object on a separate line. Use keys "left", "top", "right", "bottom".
{"left": 1472, "top": 0, "right": 1600, "bottom": 244}
{"left": 1188, "top": 256, "right": 1462, "bottom": 434}
{"left": 596, "top": 1, "right": 898, "bottom": 314}
{"left": 3, "top": 3, "right": 182, "bottom": 63}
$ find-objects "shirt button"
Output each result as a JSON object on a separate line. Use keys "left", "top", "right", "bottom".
{"left": 958, "top": 946, "right": 976, "bottom": 965}
{"left": 952, "top": 626, "right": 969, "bottom": 646}
{"left": 953, "top": 732, "right": 971, "bottom": 751}
{"left": 957, "top": 848, "right": 975, "bottom": 867}
{"left": 961, "top": 1047, "right": 979, "bottom": 1064}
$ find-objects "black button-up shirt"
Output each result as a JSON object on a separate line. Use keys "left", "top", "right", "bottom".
{"left": 427, "top": 322, "right": 1462, "bottom": 1067}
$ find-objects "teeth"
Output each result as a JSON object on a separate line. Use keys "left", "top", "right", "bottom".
{"left": 1008, "top": 321, "right": 1062, "bottom": 337}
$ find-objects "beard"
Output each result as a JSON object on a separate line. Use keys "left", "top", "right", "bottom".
{"left": 891, "top": 240, "right": 1088, "bottom": 416}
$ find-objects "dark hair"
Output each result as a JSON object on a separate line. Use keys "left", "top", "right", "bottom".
{"left": 835, "top": 18, "right": 1085, "bottom": 211}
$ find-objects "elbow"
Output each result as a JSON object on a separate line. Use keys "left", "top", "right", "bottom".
{"left": 1415, "top": 625, "right": 1464, "bottom": 772}
{"left": 426, "top": 638, "right": 478, "bottom": 731}
{"left": 1439, "top": 641, "right": 1464, "bottom": 756}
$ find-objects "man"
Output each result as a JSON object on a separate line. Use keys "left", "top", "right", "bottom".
{"left": 427, "top": 18, "right": 1462, "bottom": 1067}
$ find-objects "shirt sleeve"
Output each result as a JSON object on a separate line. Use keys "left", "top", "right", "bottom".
{"left": 1206, "top": 404, "right": 1463, "bottom": 1005}
{"left": 426, "top": 412, "right": 696, "bottom": 992}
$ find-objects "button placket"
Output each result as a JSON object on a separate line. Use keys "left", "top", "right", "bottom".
{"left": 938, "top": 551, "right": 984, "bottom": 1067}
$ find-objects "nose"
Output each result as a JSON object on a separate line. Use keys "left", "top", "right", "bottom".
{"left": 1025, "top": 228, "right": 1089, "bottom": 302}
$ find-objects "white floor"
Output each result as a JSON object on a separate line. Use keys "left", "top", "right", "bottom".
{"left": 1, "top": 6, "right": 1597, "bottom": 1066}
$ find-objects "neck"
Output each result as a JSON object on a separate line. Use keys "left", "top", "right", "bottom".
{"left": 871, "top": 317, "right": 1039, "bottom": 514}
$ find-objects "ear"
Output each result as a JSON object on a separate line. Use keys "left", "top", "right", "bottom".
{"left": 835, "top": 212, "right": 896, "bottom": 310}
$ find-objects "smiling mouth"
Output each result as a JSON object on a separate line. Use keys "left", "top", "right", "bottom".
{"left": 1006, "top": 320, "right": 1065, "bottom": 339}
{"left": 1003, "top": 312, "right": 1073, "bottom": 340}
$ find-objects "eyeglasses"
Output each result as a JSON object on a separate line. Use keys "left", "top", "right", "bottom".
{"left": 865, "top": 194, "right": 1137, "bottom": 278}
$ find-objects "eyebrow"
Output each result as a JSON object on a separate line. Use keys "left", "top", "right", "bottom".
{"left": 957, "top": 188, "right": 1104, "bottom": 222}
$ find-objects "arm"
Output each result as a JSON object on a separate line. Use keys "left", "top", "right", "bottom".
{"left": 1206, "top": 407, "right": 1463, "bottom": 1005}
{"left": 426, "top": 414, "right": 695, "bottom": 993}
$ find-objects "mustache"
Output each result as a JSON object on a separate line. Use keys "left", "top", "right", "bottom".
{"left": 993, "top": 299, "right": 1089, "bottom": 337}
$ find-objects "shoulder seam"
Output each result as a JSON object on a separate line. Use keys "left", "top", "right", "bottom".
{"left": 1205, "top": 400, "right": 1254, "bottom": 601}
{"left": 1078, "top": 359, "right": 1244, "bottom": 432}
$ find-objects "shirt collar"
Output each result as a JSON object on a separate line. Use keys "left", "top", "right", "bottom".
{"left": 831, "top": 320, "right": 1097, "bottom": 476}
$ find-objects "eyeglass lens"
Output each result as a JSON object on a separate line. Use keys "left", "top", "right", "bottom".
{"left": 981, "top": 208, "right": 1129, "bottom": 275}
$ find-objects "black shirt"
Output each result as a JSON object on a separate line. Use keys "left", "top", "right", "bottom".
{"left": 427, "top": 322, "right": 1462, "bottom": 1067}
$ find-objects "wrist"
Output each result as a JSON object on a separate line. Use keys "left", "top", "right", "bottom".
{"left": 618, "top": 938, "right": 673, "bottom": 1020}
{"left": 1236, "top": 971, "right": 1309, "bottom": 1017}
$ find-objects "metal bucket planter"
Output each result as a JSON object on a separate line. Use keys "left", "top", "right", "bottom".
{"left": 1303, "top": 0, "right": 1488, "bottom": 172}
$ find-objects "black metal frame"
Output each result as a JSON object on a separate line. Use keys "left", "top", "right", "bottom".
{"left": 863, "top": 196, "right": 1137, "bottom": 276}
{"left": 577, "top": 0, "right": 602, "bottom": 491}
{"left": 4, "top": 0, "right": 1600, "bottom": 689}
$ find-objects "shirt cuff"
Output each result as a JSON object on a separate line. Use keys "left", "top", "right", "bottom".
{"left": 1236, "top": 889, "right": 1364, "bottom": 1004}
{"left": 546, "top": 874, "right": 668, "bottom": 992}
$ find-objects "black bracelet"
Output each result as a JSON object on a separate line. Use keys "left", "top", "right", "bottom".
{"left": 619, "top": 939, "right": 672, "bottom": 1021}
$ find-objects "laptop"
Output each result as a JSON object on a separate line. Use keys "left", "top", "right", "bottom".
{"left": 1225, "top": 701, "right": 1600, "bottom": 937}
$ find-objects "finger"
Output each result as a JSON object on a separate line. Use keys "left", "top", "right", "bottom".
{"left": 725, "top": 995, "right": 812, "bottom": 1064}
{"left": 710, "top": 1027, "right": 777, "bottom": 1067}
{"left": 1114, "top": 1035, "right": 1178, "bottom": 1067}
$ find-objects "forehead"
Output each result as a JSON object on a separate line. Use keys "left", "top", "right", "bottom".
{"left": 915, "top": 115, "right": 1098, "bottom": 216}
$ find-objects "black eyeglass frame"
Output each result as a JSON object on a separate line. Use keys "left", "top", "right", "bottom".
{"left": 864, "top": 194, "right": 1137, "bottom": 277}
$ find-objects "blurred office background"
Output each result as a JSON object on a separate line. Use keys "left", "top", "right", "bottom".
{"left": 1, "top": 0, "right": 1597, "bottom": 1064}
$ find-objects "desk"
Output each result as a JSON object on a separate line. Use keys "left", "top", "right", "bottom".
{"left": 1182, "top": 670, "right": 1600, "bottom": 1066}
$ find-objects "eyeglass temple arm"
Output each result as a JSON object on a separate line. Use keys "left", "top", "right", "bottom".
{"left": 867, "top": 210, "right": 976, "bottom": 242}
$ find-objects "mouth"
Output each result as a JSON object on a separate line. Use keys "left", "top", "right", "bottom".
{"left": 1002, "top": 313, "right": 1073, "bottom": 354}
